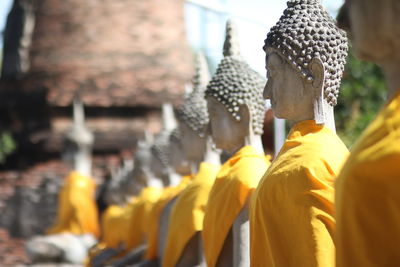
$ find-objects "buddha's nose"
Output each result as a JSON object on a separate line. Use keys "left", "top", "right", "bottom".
{"left": 263, "top": 80, "right": 272, "bottom": 100}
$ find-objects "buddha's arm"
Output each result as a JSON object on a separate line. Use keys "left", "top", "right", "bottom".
{"left": 91, "top": 248, "right": 120, "bottom": 267}
{"left": 216, "top": 229, "right": 233, "bottom": 267}
{"left": 111, "top": 244, "right": 147, "bottom": 267}
{"left": 158, "top": 197, "right": 178, "bottom": 262}
{"left": 176, "top": 232, "right": 206, "bottom": 267}
{"left": 232, "top": 201, "right": 250, "bottom": 267}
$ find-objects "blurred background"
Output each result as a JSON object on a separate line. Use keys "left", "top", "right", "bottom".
{"left": 0, "top": 0, "right": 386, "bottom": 264}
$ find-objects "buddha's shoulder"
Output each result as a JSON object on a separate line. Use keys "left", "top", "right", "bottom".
{"left": 276, "top": 133, "right": 348, "bottom": 169}
{"left": 349, "top": 110, "right": 400, "bottom": 167}
{"left": 305, "top": 129, "right": 348, "bottom": 154}
{"left": 230, "top": 153, "right": 270, "bottom": 174}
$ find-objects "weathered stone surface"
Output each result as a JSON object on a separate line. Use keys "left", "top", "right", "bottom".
{"left": 27, "top": 0, "right": 192, "bottom": 107}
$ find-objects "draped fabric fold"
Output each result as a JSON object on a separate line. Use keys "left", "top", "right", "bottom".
{"left": 86, "top": 187, "right": 162, "bottom": 264}
{"left": 250, "top": 120, "right": 349, "bottom": 267}
{"left": 162, "top": 163, "right": 220, "bottom": 267}
{"left": 144, "top": 175, "right": 193, "bottom": 260}
{"left": 47, "top": 171, "right": 99, "bottom": 238}
{"left": 124, "top": 187, "right": 163, "bottom": 252}
{"left": 202, "top": 146, "right": 271, "bottom": 267}
{"left": 336, "top": 92, "right": 400, "bottom": 267}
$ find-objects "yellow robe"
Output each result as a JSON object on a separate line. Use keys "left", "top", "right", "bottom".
{"left": 250, "top": 120, "right": 349, "bottom": 267}
{"left": 143, "top": 175, "right": 193, "bottom": 260}
{"left": 86, "top": 187, "right": 160, "bottom": 264}
{"left": 47, "top": 171, "right": 100, "bottom": 238}
{"left": 86, "top": 198, "right": 138, "bottom": 264}
{"left": 335, "top": 92, "right": 400, "bottom": 267}
{"left": 100, "top": 204, "right": 128, "bottom": 249}
{"left": 202, "top": 146, "right": 271, "bottom": 267}
{"left": 124, "top": 187, "right": 163, "bottom": 252}
{"left": 162, "top": 162, "right": 220, "bottom": 267}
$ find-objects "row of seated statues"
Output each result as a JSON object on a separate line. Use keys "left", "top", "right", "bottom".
{"left": 25, "top": 0, "right": 400, "bottom": 266}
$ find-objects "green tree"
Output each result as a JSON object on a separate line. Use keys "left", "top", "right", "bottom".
{"left": 0, "top": 131, "right": 16, "bottom": 164}
{"left": 335, "top": 48, "right": 387, "bottom": 147}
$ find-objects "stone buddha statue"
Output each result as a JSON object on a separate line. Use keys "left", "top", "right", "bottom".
{"left": 250, "top": 1, "right": 349, "bottom": 266}
{"left": 89, "top": 156, "right": 144, "bottom": 267}
{"left": 131, "top": 133, "right": 163, "bottom": 191}
{"left": 201, "top": 20, "right": 271, "bottom": 267}
{"left": 63, "top": 98, "right": 95, "bottom": 177}
{"left": 335, "top": 1, "right": 400, "bottom": 266}
{"left": 26, "top": 98, "right": 99, "bottom": 264}
{"left": 103, "top": 170, "right": 126, "bottom": 207}
{"left": 162, "top": 52, "right": 222, "bottom": 267}
{"left": 148, "top": 103, "right": 182, "bottom": 187}
{"left": 111, "top": 104, "right": 188, "bottom": 267}
{"left": 156, "top": 129, "right": 191, "bottom": 258}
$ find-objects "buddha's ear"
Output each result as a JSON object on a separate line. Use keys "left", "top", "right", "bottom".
{"left": 206, "top": 122, "right": 212, "bottom": 136}
{"left": 309, "top": 57, "right": 326, "bottom": 124}
{"left": 238, "top": 103, "right": 252, "bottom": 136}
{"left": 309, "top": 57, "right": 325, "bottom": 93}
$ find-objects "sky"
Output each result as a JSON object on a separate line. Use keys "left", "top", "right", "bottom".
{"left": 184, "top": 0, "right": 344, "bottom": 74}
{"left": 0, "top": 0, "right": 12, "bottom": 33}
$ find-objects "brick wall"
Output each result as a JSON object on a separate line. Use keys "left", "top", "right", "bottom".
{"left": 28, "top": 0, "right": 193, "bottom": 107}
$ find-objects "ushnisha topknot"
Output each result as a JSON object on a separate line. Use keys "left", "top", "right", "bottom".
{"left": 264, "top": 0, "right": 348, "bottom": 106}
{"left": 205, "top": 20, "right": 266, "bottom": 135}
{"left": 177, "top": 52, "right": 210, "bottom": 137}
{"left": 65, "top": 98, "right": 94, "bottom": 147}
{"left": 169, "top": 128, "right": 181, "bottom": 144}
{"left": 151, "top": 131, "right": 170, "bottom": 168}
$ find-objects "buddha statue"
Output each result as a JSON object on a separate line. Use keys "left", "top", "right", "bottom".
{"left": 250, "top": 1, "right": 349, "bottom": 266}
{"left": 89, "top": 155, "right": 146, "bottom": 267}
{"left": 334, "top": 1, "right": 400, "bottom": 266}
{"left": 156, "top": 129, "right": 191, "bottom": 258}
{"left": 131, "top": 133, "right": 163, "bottom": 191}
{"left": 103, "top": 168, "right": 128, "bottom": 208}
{"left": 26, "top": 98, "right": 99, "bottom": 264}
{"left": 201, "top": 20, "right": 271, "bottom": 267}
{"left": 111, "top": 104, "right": 186, "bottom": 267}
{"left": 91, "top": 135, "right": 162, "bottom": 267}
{"left": 162, "top": 52, "right": 222, "bottom": 267}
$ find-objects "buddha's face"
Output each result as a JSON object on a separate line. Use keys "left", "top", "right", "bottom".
{"left": 338, "top": 0, "right": 399, "bottom": 63}
{"left": 179, "top": 121, "right": 207, "bottom": 162}
{"left": 207, "top": 97, "right": 247, "bottom": 152}
{"left": 62, "top": 141, "right": 78, "bottom": 167}
{"left": 104, "top": 179, "right": 125, "bottom": 205}
{"left": 264, "top": 50, "right": 314, "bottom": 122}
{"left": 123, "top": 172, "right": 142, "bottom": 197}
{"left": 150, "top": 154, "right": 167, "bottom": 179}
{"left": 169, "top": 139, "right": 191, "bottom": 176}
{"left": 132, "top": 144, "right": 154, "bottom": 185}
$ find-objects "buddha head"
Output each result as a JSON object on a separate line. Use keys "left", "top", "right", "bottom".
{"left": 148, "top": 103, "right": 178, "bottom": 185}
{"left": 264, "top": 0, "right": 348, "bottom": 124}
{"left": 104, "top": 170, "right": 125, "bottom": 206}
{"left": 62, "top": 98, "right": 94, "bottom": 176}
{"left": 205, "top": 20, "right": 266, "bottom": 152}
{"left": 169, "top": 128, "right": 191, "bottom": 176}
{"left": 150, "top": 131, "right": 171, "bottom": 184}
{"left": 115, "top": 157, "right": 137, "bottom": 200}
{"left": 337, "top": 0, "right": 400, "bottom": 65}
{"left": 131, "top": 136, "right": 156, "bottom": 191}
{"left": 177, "top": 52, "right": 211, "bottom": 162}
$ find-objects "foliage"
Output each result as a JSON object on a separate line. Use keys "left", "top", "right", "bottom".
{"left": 0, "top": 131, "right": 16, "bottom": 164}
{"left": 335, "top": 48, "right": 387, "bottom": 147}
